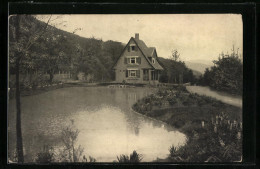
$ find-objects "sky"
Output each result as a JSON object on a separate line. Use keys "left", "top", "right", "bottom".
{"left": 38, "top": 14, "right": 242, "bottom": 63}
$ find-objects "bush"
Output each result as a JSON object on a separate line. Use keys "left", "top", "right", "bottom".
{"left": 200, "top": 54, "right": 242, "bottom": 95}
{"left": 35, "top": 145, "right": 54, "bottom": 163}
{"left": 171, "top": 119, "right": 185, "bottom": 128}
{"left": 168, "top": 112, "right": 242, "bottom": 162}
{"left": 117, "top": 150, "right": 142, "bottom": 163}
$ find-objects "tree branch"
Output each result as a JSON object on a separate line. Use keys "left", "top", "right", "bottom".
{"left": 24, "top": 15, "right": 52, "bottom": 52}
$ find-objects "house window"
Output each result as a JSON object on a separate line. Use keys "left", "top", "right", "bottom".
{"left": 152, "top": 58, "right": 155, "bottom": 64}
{"left": 129, "top": 44, "right": 137, "bottom": 52}
{"left": 130, "top": 57, "right": 136, "bottom": 64}
{"left": 126, "top": 69, "right": 140, "bottom": 78}
{"left": 125, "top": 56, "right": 140, "bottom": 65}
{"left": 129, "top": 70, "right": 136, "bottom": 77}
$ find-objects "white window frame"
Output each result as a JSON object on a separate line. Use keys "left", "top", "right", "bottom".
{"left": 152, "top": 58, "right": 155, "bottom": 64}
{"left": 129, "top": 44, "right": 136, "bottom": 52}
{"left": 130, "top": 57, "right": 136, "bottom": 64}
{"left": 127, "top": 68, "right": 138, "bottom": 78}
{"left": 126, "top": 56, "right": 139, "bottom": 65}
{"left": 129, "top": 70, "right": 137, "bottom": 77}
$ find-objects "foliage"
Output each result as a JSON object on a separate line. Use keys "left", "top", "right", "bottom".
{"left": 9, "top": 15, "right": 53, "bottom": 74}
{"left": 171, "top": 49, "right": 180, "bottom": 61}
{"left": 117, "top": 151, "right": 142, "bottom": 163}
{"left": 73, "top": 38, "right": 124, "bottom": 82}
{"left": 158, "top": 57, "right": 196, "bottom": 84}
{"left": 9, "top": 15, "right": 125, "bottom": 86}
{"left": 133, "top": 88, "right": 242, "bottom": 162}
{"left": 168, "top": 112, "right": 242, "bottom": 162}
{"left": 199, "top": 50, "right": 242, "bottom": 95}
{"left": 35, "top": 145, "right": 55, "bottom": 163}
{"left": 34, "top": 120, "right": 97, "bottom": 163}
{"left": 32, "top": 29, "right": 72, "bottom": 83}
{"left": 56, "top": 120, "right": 84, "bottom": 162}
{"left": 133, "top": 88, "right": 222, "bottom": 117}
{"left": 9, "top": 15, "right": 55, "bottom": 163}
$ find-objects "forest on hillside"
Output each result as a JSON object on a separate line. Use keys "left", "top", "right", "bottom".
{"left": 9, "top": 15, "right": 124, "bottom": 87}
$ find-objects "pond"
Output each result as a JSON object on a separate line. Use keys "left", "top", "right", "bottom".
{"left": 8, "top": 86, "right": 186, "bottom": 162}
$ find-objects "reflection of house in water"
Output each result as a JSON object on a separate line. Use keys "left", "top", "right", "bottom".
{"left": 125, "top": 110, "right": 141, "bottom": 136}
{"left": 127, "top": 92, "right": 137, "bottom": 102}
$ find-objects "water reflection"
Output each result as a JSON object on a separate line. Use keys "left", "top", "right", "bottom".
{"left": 8, "top": 87, "right": 186, "bottom": 162}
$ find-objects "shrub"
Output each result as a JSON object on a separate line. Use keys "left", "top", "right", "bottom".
{"left": 117, "top": 150, "right": 142, "bottom": 163}
{"left": 35, "top": 145, "right": 54, "bottom": 163}
{"left": 171, "top": 120, "right": 185, "bottom": 128}
{"left": 168, "top": 112, "right": 242, "bottom": 162}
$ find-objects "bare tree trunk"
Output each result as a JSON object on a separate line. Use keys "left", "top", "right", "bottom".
{"left": 15, "top": 58, "right": 24, "bottom": 163}
{"left": 48, "top": 70, "right": 54, "bottom": 84}
{"left": 72, "top": 141, "right": 75, "bottom": 162}
{"left": 14, "top": 15, "right": 24, "bottom": 163}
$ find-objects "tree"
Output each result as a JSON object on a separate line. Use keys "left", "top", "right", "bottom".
{"left": 9, "top": 15, "right": 53, "bottom": 163}
{"left": 171, "top": 49, "right": 180, "bottom": 62}
{"left": 158, "top": 57, "right": 195, "bottom": 84}
{"left": 200, "top": 47, "right": 242, "bottom": 95}
{"left": 33, "top": 30, "right": 72, "bottom": 83}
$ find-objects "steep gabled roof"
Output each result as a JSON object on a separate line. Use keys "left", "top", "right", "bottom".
{"left": 133, "top": 38, "right": 163, "bottom": 70}
{"left": 113, "top": 36, "right": 164, "bottom": 70}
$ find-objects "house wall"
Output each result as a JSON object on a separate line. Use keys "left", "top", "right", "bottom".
{"left": 114, "top": 39, "right": 153, "bottom": 83}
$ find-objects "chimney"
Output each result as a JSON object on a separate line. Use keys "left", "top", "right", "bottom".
{"left": 135, "top": 33, "right": 139, "bottom": 40}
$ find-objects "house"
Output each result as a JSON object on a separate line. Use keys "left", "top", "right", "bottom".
{"left": 113, "top": 33, "right": 164, "bottom": 84}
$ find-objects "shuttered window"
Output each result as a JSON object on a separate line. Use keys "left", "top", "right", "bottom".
{"left": 125, "top": 56, "right": 141, "bottom": 64}
{"left": 127, "top": 69, "right": 140, "bottom": 78}
{"left": 130, "top": 58, "right": 136, "bottom": 64}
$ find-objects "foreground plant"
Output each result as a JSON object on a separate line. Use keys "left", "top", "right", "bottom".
{"left": 35, "top": 145, "right": 55, "bottom": 163}
{"left": 117, "top": 150, "right": 142, "bottom": 163}
{"left": 35, "top": 120, "right": 97, "bottom": 163}
{"left": 168, "top": 112, "right": 242, "bottom": 162}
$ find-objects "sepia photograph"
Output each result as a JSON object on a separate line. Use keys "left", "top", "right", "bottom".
{"left": 8, "top": 14, "right": 243, "bottom": 163}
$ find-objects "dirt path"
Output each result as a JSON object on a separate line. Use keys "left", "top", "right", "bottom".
{"left": 186, "top": 86, "right": 242, "bottom": 108}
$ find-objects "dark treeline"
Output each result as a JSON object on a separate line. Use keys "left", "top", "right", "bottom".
{"left": 158, "top": 57, "right": 195, "bottom": 84}
{"left": 198, "top": 51, "right": 243, "bottom": 95}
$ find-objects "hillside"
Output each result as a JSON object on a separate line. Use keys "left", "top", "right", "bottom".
{"left": 191, "top": 69, "right": 202, "bottom": 78}
{"left": 185, "top": 60, "right": 213, "bottom": 74}
{"left": 9, "top": 16, "right": 125, "bottom": 82}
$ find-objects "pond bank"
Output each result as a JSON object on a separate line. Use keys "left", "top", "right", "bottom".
{"left": 9, "top": 82, "right": 103, "bottom": 99}
{"left": 9, "top": 81, "right": 153, "bottom": 99}
{"left": 132, "top": 87, "right": 242, "bottom": 162}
